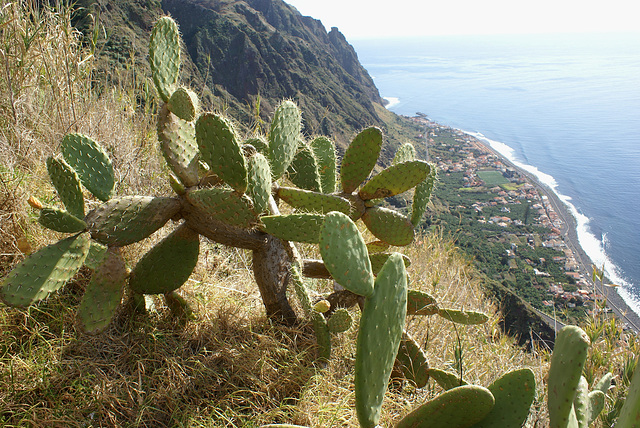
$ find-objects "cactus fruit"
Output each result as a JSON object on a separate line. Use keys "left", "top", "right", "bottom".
{"left": 411, "top": 166, "right": 437, "bottom": 227}
{"left": 46, "top": 156, "right": 84, "bottom": 218}
{"left": 471, "top": 368, "right": 536, "bottom": 428}
{"left": 128, "top": 224, "right": 200, "bottom": 295}
{"left": 38, "top": 208, "right": 87, "bottom": 233}
{"left": 406, "top": 289, "right": 438, "bottom": 316}
{"left": 327, "top": 308, "right": 353, "bottom": 333}
{"left": 76, "top": 248, "right": 127, "bottom": 334}
{"left": 276, "top": 187, "right": 350, "bottom": 215}
{"left": 0, "top": 232, "right": 90, "bottom": 307}
{"left": 393, "top": 142, "right": 417, "bottom": 164}
{"left": 196, "top": 113, "right": 248, "bottom": 194}
{"left": 437, "top": 308, "right": 489, "bottom": 325}
{"left": 246, "top": 153, "right": 272, "bottom": 214}
{"left": 61, "top": 133, "right": 114, "bottom": 202}
{"left": 28, "top": 196, "right": 44, "bottom": 210}
{"left": 358, "top": 160, "right": 431, "bottom": 200}
{"left": 397, "top": 385, "right": 495, "bottom": 428}
{"left": 149, "top": 16, "right": 180, "bottom": 102}
{"left": 86, "top": 196, "right": 181, "bottom": 246}
{"left": 319, "top": 211, "right": 374, "bottom": 298}
{"left": 429, "top": 367, "right": 468, "bottom": 391}
{"left": 310, "top": 136, "right": 337, "bottom": 193}
{"left": 313, "top": 300, "right": 331, "bottom": 313}
{"left": 340, "top": 127, "right": 383, "bottom": 193}
{"left": 355, "top": 253, "right": 408, "bottom": 428}
{"left": 168, "top": 87, "right": 199, "bottom": 122}
{"left": 260, "top": 214, "right": 324, "bottom": 244}
{"left": 268, "top": 100, "right": 302, "bottom": 179}
{"left": 157, "top": 104, "right": 199, "bottom": 187}
{"left": 186, "top": 188, "right": 257, "bottom": 228}
{"left": 362, "top": 206, "right": 415, "bottom": 246}
{"left": 616, "top": 362, "right": 640, "bottom": 428}
{"left": 369, "top": 252, "right": 411, "bottom": 276}
{"left": 547, "top": 326, "right": 591, "bottom": 428}
{"left": 286, "top": 143, "right": 321, "bottom": 192}
{"left": 396, "top": 332, "right": 430, "bottom": 388}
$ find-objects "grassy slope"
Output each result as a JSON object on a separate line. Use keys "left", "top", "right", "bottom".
{"left": 0, "top": 3, "right": 637, "bottom": 427}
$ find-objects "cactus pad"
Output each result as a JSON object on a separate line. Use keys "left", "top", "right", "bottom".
{"left": 268, "top": 100, "right": 302, "bottom": 179}
{"left": 340, "top": 127, "right": 383, "bottom": 193}
{"left": 369, "top": 252, "right": 411, "bottom": 276}
{"left": 472, "top": 368, "right": 536, "bottom": 427}
{"left": 196, "top": 113, "right": 248, "bottom": 194}
{"left": 393, "top": 143, "right": 416, "bottom": 164}
{"left": 0, "top": 232, "right": 90, "bottom": 307}
{"left": 587, "top": 390, "right": 605, "bottom": 425}
{"left": 128, "top": 224, "right": 200, "bottom": 295}
{"left": 355, "top": 253, "right": 407, "bottom": 428}
{"left": 437, "top": 308, "right": 489, "bottom": 325}
{"left": 245, "top": 136, "right": 269, "bottom": 155}
{"left": 76, "top": 248, "right": 127, "bottom": 334}
{"left": 247, "top": 153, "right": 272, "bottom": 214}
{"left": 411, "top": 166, "right": 437, "bottom": 227}
{"left": 312, "top": 310, "right": 331, "bottom": 361}
{"left": 277, "top": 187, "right": 350, "bottom": 215}
{"left": 319, "top": 211, "right": 374, "bottom": 298}
{"left": 397, "top": 385, "right": 495, "bottom": 428}
{"left": 573, "top": 376, "right": 590, "bottom": 428}
{"left": 310, "top": 136, "right": 337, "bottom": 193}
{"left": 366, "top": 240, "right": 390, "bottom": 254}
{"left": 396, "top": 332, "right": 430, "bottom": 388}
{"left": 429, "top": 368, "right": 468, "bottom": 391}
{"left": 38, "top": 208, "right": 87, "bottom": 233}
{"left": 149, "top": 16, "right": 180, "bottom": 102}
{"left": 46, "top": 156, "right": 84, "bottom": 218}
{"left": 358, "top": 160, "right": 431, "bottom": 200}
{"left": 61, "top": 133, "right": 114, "bottom": 202}
{"left": 168, "top": 87, "right": 199, "bottom": 122}
{"left": 327, "top": 308, "right": 353, "bottom": 333}
{"left": 84, "top": 242, "right": 108, "bottom": 270}
{"left": 158, "top": 104, "right": 199, "bottom": 187}
{"left": 616, "top": 363, "right": 640, "bottom": 428}
{"left": 313, "top": 300, "right": 331, "bottom": 313}
{"left": 594, "top": 372, "right": 614, "bottom": 394}
{"left": 407, "top": 289, "right": 438, "bottom": 316}
{"left": 186, "top": 188, "right": 258, "bottom": 228}
{"left": 260, "top": 214, "right": 324, "bottom": 244}
{"left": 86, "top": 196, "right": 181, "bottom": 246}
{"left": 362, "top": 206, "right": 415, "bottom": 246}
{"left": 286, "top": 143, "right": 321, "bottom": 192}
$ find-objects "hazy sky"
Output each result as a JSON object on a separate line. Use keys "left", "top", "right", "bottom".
{"left": 284, "top": 0, "right": 640, "bottom": 39}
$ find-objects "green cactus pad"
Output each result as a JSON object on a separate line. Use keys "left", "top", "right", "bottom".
{"left": 158, "top": 104, "right": 199, "bottom": 187}
{"left": 312, "top": 310, "right": 331, "bottom": 361}
{"left": 393, "top": 143, "right": 416, "bottom": 165}
{"left": 277, "top": 187, "right": 350, "bottom": 215}
{"left": 245, "top": 136, "right": 269, "bottom": 155}
{"left": 616, "top": 363, "right": 640, "bottom": 428}
{"left": 86, "top": 196, "right": 181, "bottom": 246}
{"left": 310, "top": 136, "right": 337, "bottom": 193}
{"left": 362, "top": 206, "right": 415, "bottom": 246}
{"left": 168, "top": 87, "right": 199, "bottom": 122}
{"left": 247, "top": 153, "right": 272, "bottom": 214}
{"left": 286, "top": 143, "right": 321, "bottom": 192}
{"left": 358, "top": 160, "right": 431, "bottom": 200}
{"left": 437, "top": 308, "right": 489, "bottom": 325}
{"left": 149, "top": 16, "right": 180, "bottom": 102}
{"left": 327, "top": 308, "right": 353, "bottom": 333}
{"left": 46, "top": 156, "right": 84, "bottom": 218}
{"left": 84, "top": 241, "right": 108, "bottom": 270}
{"left": 319, "top": 211, "right": 374, "bottom": 298}
{"left": 76, "top": 249, "right": 127, "bottom": 334}
{"left": 406, "top": 289, "right": 438, "bottom": 316}
{"left": 573, "top": 376, "right": 589, "bottom": 428}
{"left": 429, "top": 368, "right": 468, "bottom": 391}
{"left": 38, "top": 208, "right": 87, "bottom": 233}
{"left": 472, "top": 368, "right": 536, "bottom": 428}
{"left": 340, "top": 127, "right": 383, "bottom": 193}
{"left": 186, "top": 188, "right": 257, "bottom": 228}
{"left": 366, "top": 240, "right": 390, "bottom": 254}
{"left": 587, "top": 391, "right": 605, "bottom": 425}
{"left": 196, "top": 113, "right": 248, "bottom": 194}
{"left": 128, "top": 224, "right": 200, "bottom": 295}
{"left": 61, "top": 133, "right": 114, "bottom": 202}
{"left": 0, "top": 232, "right": 90, "bottom": 307}
{"left": 260, "top": 214, "right": 324, "bottom": 244}
{"left": 397, "top": 385, "right": 495, "bottom": 428}
{"left": 396, "top": 332, "right": 430, "bottom": 388}
{"left": 548, "top": 326, "right": 591, "bottom": 428}
{"left": 268, "top": 100, "right": 302, "bottom": 179}
{"left": 594, "top": 372, "right": 614, "bottom": 394}
{"left": 369, "top": 252, "right": 411, "bottom": 276}
{"left": 411, "top": 166, "right": 437, "bottom": 227}
{"left": 355, "top": 253, "right": 408, "bottom": 428}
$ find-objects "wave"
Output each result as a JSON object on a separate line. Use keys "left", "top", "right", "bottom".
{"left": 383, "top": 96, "right": 400, "bottom": 109}
{"left": 465, "top": 131, "right": 640, "bottom": 317}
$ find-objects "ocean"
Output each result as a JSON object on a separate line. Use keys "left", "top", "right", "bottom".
{"left": 352, "top": 33, "right": 640, "bottom": 316}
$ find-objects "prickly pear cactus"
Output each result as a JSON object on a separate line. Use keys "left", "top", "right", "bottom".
{"left": 61, "top": 133, "right": 114, "bottom": 202}
{"left": 149, "top": 16, "right": 180, "bottom": 102}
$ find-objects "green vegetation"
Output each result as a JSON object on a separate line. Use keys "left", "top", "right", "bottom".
{"left": 476, "top": 170, "right": 509, "bottom": 187}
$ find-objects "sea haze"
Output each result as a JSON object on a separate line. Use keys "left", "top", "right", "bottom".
{"left": 353, "top": 33, "right": 640, "bottom": 315}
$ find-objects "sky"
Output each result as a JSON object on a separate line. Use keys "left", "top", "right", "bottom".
{"left": 284, "top": 0, "right": 640, "bottom": 39}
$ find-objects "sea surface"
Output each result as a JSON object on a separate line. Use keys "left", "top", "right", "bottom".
{"left": 352, "top": 33, "right": 640, "bottom": 315}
